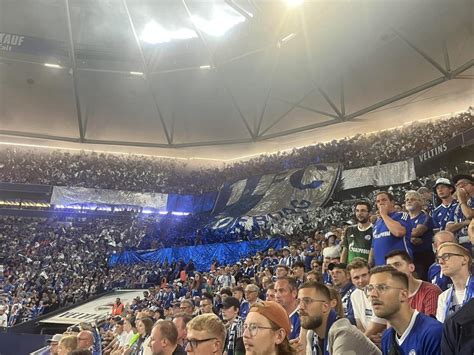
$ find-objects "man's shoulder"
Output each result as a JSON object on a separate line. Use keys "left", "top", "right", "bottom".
{"left": 415, "top": 312, "right": 443, "bottom": 331}
{"left": 420, "top": 281, "right": 442, "bottom": 294}
{"left": 329, "top": 319, "right": 382, "bottom": 354}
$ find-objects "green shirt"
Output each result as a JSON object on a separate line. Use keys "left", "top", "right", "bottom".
{"left": 343, "top": 224, "right": 373, "bottom": 263}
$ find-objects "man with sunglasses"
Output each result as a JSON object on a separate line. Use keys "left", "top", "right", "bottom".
{"left": 435, "top": 242, "right": 474, "bottom": 322}
{"left": 367, "top": 265, "right": 442, "bottom": 354}
{"left": 295, "top": 280, "right": 380, "bottom": 355}
{"left": 185, "top": 313, "right": 225, "bottom": 355}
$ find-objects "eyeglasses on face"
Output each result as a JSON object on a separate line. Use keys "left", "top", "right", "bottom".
{"left": 185, "top": 337, "right": 217, "bottom": 350}
{"left": 436, "top": 252, "right": 464, "bottom": 262}
{"left": 296, "top": 297, "right": 327, "bottom": 307}
{"left": 364, "top": 284, "right": 405, "bottom": 296}
{"left": 243, "top": 323, "right": 274, "bottom": 337}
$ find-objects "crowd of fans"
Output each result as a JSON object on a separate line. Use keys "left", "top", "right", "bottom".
{"left": 0, "top": 110, "right": 472, "bottom": 194}
{"left": 18, "top": 171, "right": 474, "bottom": 354}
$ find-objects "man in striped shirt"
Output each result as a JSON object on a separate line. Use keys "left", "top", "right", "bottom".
{"left": 222, "top": 296, "right": 244, "bottom": 355}
{"left": 385, "top": 249, "right": 441, "bottom": 317}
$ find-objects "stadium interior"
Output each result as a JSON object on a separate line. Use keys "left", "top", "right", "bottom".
{"left": 0, "top": 0, "right": 473, "bottom": 354}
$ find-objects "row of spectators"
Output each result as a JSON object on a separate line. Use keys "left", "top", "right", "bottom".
{"left": 0, "top": 109, "right": 472, "bottom": 194}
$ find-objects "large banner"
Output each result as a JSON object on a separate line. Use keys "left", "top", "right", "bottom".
{"left": 210, "top": 164, "right": 341, "bottom": 231}
{"left": 51, "top": 186, "right": 167, "bottom": 210}
{"left": 108, "top": 238, "right": 287, "bottom": 271}
{"left": 342, "top": 159, "right": 416, "bottom": 190}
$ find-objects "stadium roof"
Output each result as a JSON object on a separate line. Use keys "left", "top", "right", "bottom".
{"left": 0, "top": 0, "right": 472, "bottom": 162}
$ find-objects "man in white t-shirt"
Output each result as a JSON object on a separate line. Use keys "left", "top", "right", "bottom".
{"left": 347, "top": 258, "right": 386, "bottom": 337}
{"left": 0, "top": 307, "right": 7, "bottom": 327}
{"left": 435, "top": 242, "right": 473, "bottom": 322}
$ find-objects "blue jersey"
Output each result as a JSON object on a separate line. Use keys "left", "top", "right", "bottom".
{"left": 289, "top": 310, "right": 300, "bottom": 340}
{"left": 372, "top": 212, "right": 412, "bottom": 266}
{"left": 240, "top": 300, "right": 250, "bottom": 320}
{"left": 304, "top": 245, "right": 315, "bottom": 270}
{"left": 409, "top": 211, "right": 434, "bottom": 252}
{"left": 381, "top": 312, "right": 442, "bottom": 355}
{"left": 432, "top": 201, "right": 458, "bottom": 231}
{"left": 427, "top": 263, "right": 452, "bottom": 291}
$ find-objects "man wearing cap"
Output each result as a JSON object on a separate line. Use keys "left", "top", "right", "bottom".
{"left": 435, "top": 242, "right": 474, "bottom": 322}
{"left": 328, "top": 263, "right": 356, "bottom": 324}
{"left": 369, "top": 191, "right": 412, "bottom": 267}
{"left": 295, "top": 281, "right": 381, "bottom": 355}
{"left": 47, "top": 334, "right": 62, "bottom": 355}
{"left": 432, "top": 178, "right": 458, "bottom": 232}
{"left": 222, "top": 296, "right": 244, "bottom": 355}
{"left": 243, "top": 301, "right": 292, "bottom": 355}
{"left": 447, "top": 174, "right": 474, "bottom": 249}
{"left": 341, "top": 200, "right": 373, "bottom": 264}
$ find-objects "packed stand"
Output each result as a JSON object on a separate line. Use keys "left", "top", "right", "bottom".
{"left": 0, "top": 110, "right": 472, "bottom": 194}
{"left": 31, "top": 171, "right": 474, "bottom": 354}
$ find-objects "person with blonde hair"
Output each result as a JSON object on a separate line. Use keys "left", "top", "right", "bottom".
{"left": 58, "top": 335, "right": 78, "bottom": 355}
{"left": 185, "top": 313, "right": 225, "bottom": 355}
{"left": 243, "top": 301, "right": 295, "bottom": 355}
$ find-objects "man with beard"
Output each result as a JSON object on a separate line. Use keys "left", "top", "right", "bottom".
{"left": 368, "top": 266, "right": 442, "bottom": 354}
{"left": 293, "top": 281, "right": 380, "bottom": 355}
{"left": 341, "top": 201, "right": 373, "bottom": 264}
{"left": 404, "top": 190, "right": 435, "bottom": 281}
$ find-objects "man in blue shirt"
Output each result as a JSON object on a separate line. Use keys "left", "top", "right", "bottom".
{"left": 447, "top": 174, "right": 473, "bottom": 250}
{"left": 432, "top": 178, "right": 458, "bottom": 232}
{"left": 367, "top": 265, "right": 443, "bottom": 355}
{"left": 405, "top": 190, "right": 435, "bottom": 281}
{"left": 274, "top": 277, "right": 300, "bottom": 340}
{"left": 369, "top": 191, "right": 412, "bottom": 267}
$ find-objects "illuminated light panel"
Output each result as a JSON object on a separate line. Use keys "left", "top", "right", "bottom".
{"left": 140, "top": 21, "right": 198, "bottom": 44}
{"left": 130, "top": 71, "right": 144, "bottom": 76}
{"left": 199, "top": 65, "right": 211, "bottom": 69}
{"left": 281, "top": 33, "right": 297, "bottom": 43}
{"left": 44, "top": 63, "right": 62, "bottom": 69}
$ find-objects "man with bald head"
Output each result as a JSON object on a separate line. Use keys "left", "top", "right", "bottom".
{"left": 428, "top": 230, "right": 456, "bottom": 291}
{"left": 77, "top": 330, "right": 94, "bottom": 352}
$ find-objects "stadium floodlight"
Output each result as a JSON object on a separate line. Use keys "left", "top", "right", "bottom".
{"left": 199, "top": 65, "right": 211, "bottom": 69}
{"left": 190, "top": 5, "right": 246, "bottom": 37}
{"left": 130, "top": 71, "right": 144, "bottom": 76}
{"left": 44, "top": 63, "right": 62, "bottom": 69}
{"left": 286, "top": 0, "right": 304, "bottom": 8}
{"left": 140, "top": 21, "right": 198, "bottom": 44}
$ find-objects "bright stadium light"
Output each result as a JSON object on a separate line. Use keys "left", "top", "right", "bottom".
{"left": 140, "top": 21, "right": 198, "bottom": 44}
{"left": 190, "top": 5, "right": 246, "bottom": 37}
{"left": 130, "top": 71, "right": 144, "bottom": 76}
{"left": 44, "top": 63, "right": 62, "bottom": 69}
{"left": 199, "top": 65, "right": 211, "bottom": 69}
{"left": 286, "top": 0, "right": 304, "bottom": 8}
